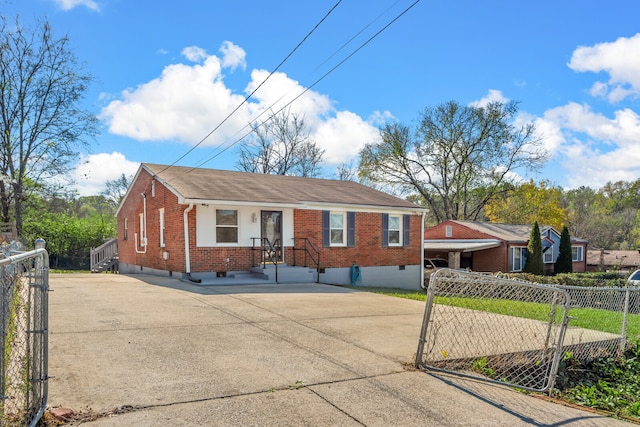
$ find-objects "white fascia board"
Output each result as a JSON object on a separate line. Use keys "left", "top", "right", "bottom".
{"left": 298, "top": 202, "right": 427, "bottom": 214}
{"left": 180, "top": 199, "right": 301, "bottom": 209}
{"left": 178, "top": 199, "right": 426, "bottom": 214}
{"left": 115, "top": 163, "right": 145, "bottom": 217}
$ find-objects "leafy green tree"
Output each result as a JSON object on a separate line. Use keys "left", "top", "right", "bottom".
{"left": 0, "top": 15, "right": 98, "bottom": 239}
{"left": 358, "top": 100, "right": 547, "bottom": 222}
{"left": 22, "top": 192, "right": 116, "bottom": 268}
{"left": 563, "top": 180, "right": 640, "bottom": 249}
{"left": 555, "top": 225, "right": 573, "bottom": 274}
{"left": 524, "top": 222, "right": 544, "bottom": 275}
{"left": 486, "top": 180, "right": 567, "bottom": 229}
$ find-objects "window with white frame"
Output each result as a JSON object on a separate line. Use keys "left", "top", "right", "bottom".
{"left": 124, "top": 218, "right": 128, "bottom": 241}
{"left": 543, "top": 246, "right": 553, "bottom": 263}
{"left": 330, "top": 212, "right": 346, "bottom": 246}
{"left": 388, "top": 215, "right": 401, "bottom": 246}
{"left": 159, "top": 208, "right": 165, "bottom": 247}
{"left": 571, "top": 246, "right": 583, "bottom": 262}
{"left": 511, "top": 247, "right": 526, "bottom": 271}
{"left": 445, "top": 225, "right": 452, "bottom": 237}
{"left": 216, "top": 209, "right": 238, "bottom": 243}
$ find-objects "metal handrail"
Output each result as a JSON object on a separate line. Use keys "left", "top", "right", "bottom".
{"left": 292, "top": 237, "right": 320, "bottom": 283}
{"left": 251, "top": 237, "right": 281, "bottom": 282}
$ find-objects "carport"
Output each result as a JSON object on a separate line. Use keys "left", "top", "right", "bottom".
{"left": 424, "top": 239, "right": 502, "bottom": 269}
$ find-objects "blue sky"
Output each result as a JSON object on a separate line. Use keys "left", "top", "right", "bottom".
{"left": 5, "top": 0, "right": 640, "bottom": 196}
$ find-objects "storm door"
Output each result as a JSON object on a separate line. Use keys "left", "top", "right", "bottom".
{"left": 261, "top": 211, "right": 283, "bottom": 263}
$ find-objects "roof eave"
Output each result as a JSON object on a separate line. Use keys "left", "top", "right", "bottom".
{"left": 179, "top": 198, "right": 426, "bottom": 213}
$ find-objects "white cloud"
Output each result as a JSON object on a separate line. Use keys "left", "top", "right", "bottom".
{"left": 52, "top": 0, "right": 100, "bottom": 11}
{"left": 71, "top": 152, "right": 140, "bottom": 196}
{"left": 181, "top": 46, "right": 208, "bottom": 62}
{"left": 311, "top": 111, "right": 381, "bottom": 164}
{"left": 470, "top": 89, "right": 509, "bottom": 108}
{"left": 243, "top": 69, "right": 333, "bottom": 123}
{"left": 568, "top": 33, "right": 640, "bottom": 102}
{"left": 537, "top": 102, "right": 640, "bottom": 188}
{"left": 99, "top": 41, "right": 387, "bottom": 173}
{"left": 219, "top": 41, "right": 246, "bottom": 71}
{"left": 99, "top": 46, "right": 250, "bottom": 145}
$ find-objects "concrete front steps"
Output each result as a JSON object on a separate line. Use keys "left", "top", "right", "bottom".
{"left": 187, "top": 265, "right": 317, "bottom": 285}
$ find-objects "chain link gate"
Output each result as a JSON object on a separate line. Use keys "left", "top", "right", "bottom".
{"left": 1, "top": 245, "right": 49, "bottom": 426}
{"left": 415, "top": 269, "right": 640, "bottom": 392}
{"left": 415, "top": 269, "right": 571, "bottom": 392}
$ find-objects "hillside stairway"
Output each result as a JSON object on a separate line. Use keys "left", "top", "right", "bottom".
{"left": 91, "top": 238, "right": 119, "bottom": 273}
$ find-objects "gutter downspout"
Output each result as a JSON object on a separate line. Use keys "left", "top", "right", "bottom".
{"left": 183, "top": 204, "right": 201, "bottom": 283}
{"left": 420, "top": 211, "right": 425, "bottom": 289}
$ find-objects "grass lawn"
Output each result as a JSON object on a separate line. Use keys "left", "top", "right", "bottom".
{"left": 347, "top": 286, "right": 640, "bottom": 340}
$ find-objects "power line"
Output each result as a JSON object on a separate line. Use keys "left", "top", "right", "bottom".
{"left": 193, "top": 0, "right": 422, "bottom": 170}
{"left": 156, "top": 0, "right": 343, "bottom": 176}
{"left": 192, "top": 0, "right": 404, "bottom": 170}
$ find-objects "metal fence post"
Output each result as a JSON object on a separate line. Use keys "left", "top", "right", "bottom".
{"left": 620, "top": 284, "right": 630, "bottom": 355}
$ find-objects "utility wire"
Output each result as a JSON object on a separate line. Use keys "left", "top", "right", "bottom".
{"left": 192, "top": 0, "right": 404, "bottom": 169}
{"left": 193, "top": 0, "right": 422, "bottom": 170}
{"left": 156, "top": 0, "right": 343, "bottom": 176}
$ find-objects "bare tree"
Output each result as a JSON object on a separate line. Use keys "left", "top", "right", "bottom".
{"left": 237, "top": 108, "right": 325, "bottom": 177}
{"left": 359, "top": 100, "right": 547, "bottom": 222}
{"left": 0, "top": 15, "right": 98, "bottom": 238}
{"left": 102, "top": 173, "right": 133, "bottom": 208}
{"left": 335, "top": 161, "right": 357, "bottom": 181}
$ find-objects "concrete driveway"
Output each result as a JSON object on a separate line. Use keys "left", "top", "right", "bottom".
{"left": 47, "top": 273, "right": 629, "bottom": 426}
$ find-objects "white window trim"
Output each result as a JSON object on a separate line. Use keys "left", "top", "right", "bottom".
{"left": 572, "top": 246, "right": 583, "bottom": 262}
{"left": 159, "top": 208, "right": 165, "bottom": 248}
{"left": 388, "top": 214, "right": 402, "bottom": 247}
{"left": 445, "top": 225, "right": 452, "bottom": 238}
{"left": 124, "top": 218, "right": 128, "bottom": 241}
{"left": 215, "top": 209, "right": 239, "bottom": 244}
{"left": 543, "top": 246, "right": 553, "bottom": 263}
{"left": 330, "top": 212, "right": 347, "bottom": 247}
{"left": 511, "top": 246, "right": 526, "bottom": 272}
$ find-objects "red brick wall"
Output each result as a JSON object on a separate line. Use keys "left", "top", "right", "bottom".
{"left": 424, "top": 220, "right": 496, "bottom": 240}
{"left": 294, "top": 209, "right": 422, "bottom": 269}
{"left": 119, "top": 170, "right": 422, "bottom": 273}
{"left": 118, "top": 169, "right": 188, "bottom": 273}
{"left": 472, "top": 245, "right": 509, "bottom": 272}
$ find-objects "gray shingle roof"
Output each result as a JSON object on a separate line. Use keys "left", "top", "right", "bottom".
{"left": 451, "top": 220, "right": 587, "bottom": 243}
{"left": 143, "top": 163, "right": 422, "bottom": 210}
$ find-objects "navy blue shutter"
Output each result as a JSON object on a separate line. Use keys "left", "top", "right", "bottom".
{"left": 382, "top": 213, "right": 389, "bottom": 247}
{"left": 322, "top": 210, "right": 330, "bottom": 247}
{"left": 347, "top": 212, "right": 355, "bottom": 247}
{"left": 403, "top": 214, "right": 410, "bottom": 247}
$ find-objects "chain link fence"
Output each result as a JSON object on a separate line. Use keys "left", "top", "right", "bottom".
{"left": 1, "top": 244, "right": 49, "bottom": 426}
{"left": 415, "top": 269, "right": 639, "bottom": 392}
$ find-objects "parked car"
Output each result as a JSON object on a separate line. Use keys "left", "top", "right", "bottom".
{"left": 423, "top": 258, "right": 449, "bottom": 289}
{"left": 424, "top": 258, "right": 449, "bottom": 269}
{"left": 628, "top": 269, "right": 640, "bottom": 286}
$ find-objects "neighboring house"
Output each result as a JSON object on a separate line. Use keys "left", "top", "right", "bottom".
{"left": 116, "top": 163, "right": 426, "bottom": 288}
{"left": 423, "top": 220, "right": 588, "bottom": 274}
{"left": 586, "top": 250, "right": 640, "bottom": 273}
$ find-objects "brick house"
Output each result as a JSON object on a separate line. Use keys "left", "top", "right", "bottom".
{"left": 423, "top": 220, "right": 588, "bottom": 274}
{"left": 586, "top": 249, "right": 640, "bottom": 273}
{"left": 116, "top": 163, "right": 426, "bottom": 288}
